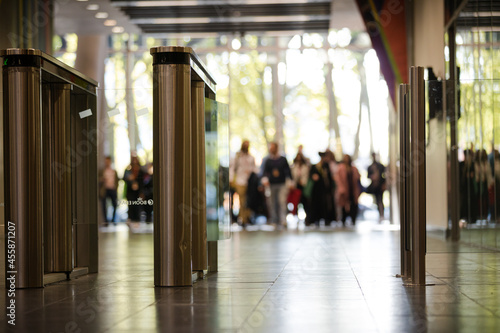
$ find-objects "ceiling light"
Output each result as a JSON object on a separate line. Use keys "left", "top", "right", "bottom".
{"left": 77, "top": 0, "right": 88, "bottom": 2}
{"left": 104, "top": 19, "right": 117, "bottom": 27}
{"left": 86, "top": 4, "right": 99, "bottom": 10}
{"left": 112, "top": 26, "right": 125, "bottom": 34}
{"left": 95, "top": 12, "right": 108, "bottom": 19}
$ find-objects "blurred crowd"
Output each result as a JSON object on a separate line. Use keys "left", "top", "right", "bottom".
{"left": 459, "top": 147, "right": 500, "bottom": 223}
{"left": 99, "top": 141, "right": 388, "bottom": 229}
{"left": 99, "top": 154, "right": 154, "bottom": 226}
{"left": 229, "top": 140, "right": 387, "bottom": 229}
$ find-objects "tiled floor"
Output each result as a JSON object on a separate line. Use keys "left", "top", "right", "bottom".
{"left": 1, "top": 221, "right": 500, "bottom": 333}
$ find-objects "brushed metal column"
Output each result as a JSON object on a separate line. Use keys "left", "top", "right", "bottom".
{"left": 42, "top": 83, "right": 54, "bottom": 273}
{"left": 152, "top": 47, "right": 193, "bottom": 286}
{"left": 399, "top": 84, "right": 411, "bottom": 278}
{"left": 3, "top": 65, "right": 44, "bottom": 288}
{"left": 43, "top": 83, "right": 72, "bottom": 273}
{"left": 50, "top": 84, "right": 72, "bottom": 272}
{"left": 410, "top": 67, "right": 426, "bottom": 285}
{"left": 72, "top": 93, "right": 99, "bottom": 274}
{"left": 191, "top": 81, "right": 208, "bottom": 272}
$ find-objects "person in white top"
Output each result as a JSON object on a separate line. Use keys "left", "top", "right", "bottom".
{"left": 229, "top": 140, "right": 257, "bottom": 226}
{"left": 99, "top": 156, "right": 119, "bottom": 225}
{"left": 290, "top": 152, "right": 310, "bottom": 216}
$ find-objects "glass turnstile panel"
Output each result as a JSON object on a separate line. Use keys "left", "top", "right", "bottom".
{"left": 454, "top": 78, "right": 500, "bottom": 251}
{"left": 98, "top": 88, "right": 230, "bottom": 241}
{"left": 205, "top": 98, "right": 231, "bottom": 241}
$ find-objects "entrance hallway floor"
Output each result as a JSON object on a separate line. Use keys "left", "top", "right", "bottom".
{"left": 1, "top": 222, "right": 500, "bottom": 332}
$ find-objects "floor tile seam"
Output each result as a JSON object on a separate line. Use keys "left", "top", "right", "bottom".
{"left": 100, "top": 301, "right": 163, "bottom": 332}
{"left": 238, "top": 234, "right": 309, "bottom": 330}
{"left": 340, "top": 234, "right": 387, "bottom": 333}
{"left": 17, "top": 272, "right": 154, "bottom": 317}
{"left": 15, "top": 283, "right": 121, "bottom": 316}
{"left": 428, "top": 274, "right": 500, "bottom": 318}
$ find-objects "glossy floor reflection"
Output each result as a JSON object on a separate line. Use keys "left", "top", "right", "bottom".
{"left": 1, "top": 221, "right": 500, "bottom": 333}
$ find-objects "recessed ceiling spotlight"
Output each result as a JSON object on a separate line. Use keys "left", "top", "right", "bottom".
{"left": 104, "top": 19, "right": 117, "bottom": 27}
{"left": 86, "top": 4, "right": 99, "bottom": 10}
{"left": 112, "top": 26, "right": 125, "bottom": 33}
{"left": 95, "top": 12, "right": 109, "bottom": 19}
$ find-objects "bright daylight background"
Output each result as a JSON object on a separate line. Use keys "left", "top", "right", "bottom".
{"left": 54, "top": 29, "right": 391, "bottom": 211}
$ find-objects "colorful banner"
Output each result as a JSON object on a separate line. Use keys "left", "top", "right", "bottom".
{"left": 355, "top": 0, "right": 408, "bottom": 106}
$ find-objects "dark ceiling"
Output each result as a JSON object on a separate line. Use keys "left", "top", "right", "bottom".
{"left": 111, "top": 0, "right": 332, "bottom": 34}
{"left": 457, "top": 0, "right": 500, "bottom": 28}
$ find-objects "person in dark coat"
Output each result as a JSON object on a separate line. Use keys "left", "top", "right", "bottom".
{"left": 459, "top": 149, "right": 477, "bottom": 223}
{"left": 246, "top": 172, "right": 268, "bottom": 219}
{"left": 262, "top": 142, "right": 292, "bottom": 227}
{"left": 123, "top": 154, "right": 145, "bottom": 222}
{"left": 142, "top": 162, "right": 153, "bottom": 223}
{"left": 307, "top": 151, "right": 336, "bottom": 226}
{"left": 367, "top": 152, "right": 386, "bottom": 221}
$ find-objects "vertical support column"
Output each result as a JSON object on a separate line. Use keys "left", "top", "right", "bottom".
{"left": 410, "top": 66, "right": 426, "bottom": 285}
{"left": 43, "top": 83, "right": 73, "bottom": 273}
{"left": 72, "top": 92, "right": 98, "bottom": 274}
{"left": 152, "top": 47, "right": 193, "bottom": 287}
{"left": 191, "top": 81, "right": 208, "bottom": 272}
{"left": 447, "top": 23, "right": 460, "bottom": 241}
{"left": 399, "top": 84, "right": 411, "bottom": 278}
{"left": 208, "top": 241, "right": 218, "bottom": 273}
{"left": 3, "top": 57, "right": 44, "bottom": 288}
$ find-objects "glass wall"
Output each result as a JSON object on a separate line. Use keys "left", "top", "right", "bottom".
{"left": 53, "top": 31, "right": 392, "bottom": 222}
{"left": 447, "top": 1, "right": 500, "bottom": 250}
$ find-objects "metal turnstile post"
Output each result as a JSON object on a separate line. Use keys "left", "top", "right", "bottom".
{"left": 43, "top": 83, "right": 73, "bottom": 273}
{"left": 152, "top": 47, "right": 193, "bottom": 286}
{"left": 191, "top": 81, "right": 208, "bottom": 272}
{"left": 399, "top": 84, "right": 411, "bottom": 278}
{"left": 3, "top": 61, "right": 44, "bottom": 288}
{"left": 410, "top": 66, "right": 426, "bottom": 285}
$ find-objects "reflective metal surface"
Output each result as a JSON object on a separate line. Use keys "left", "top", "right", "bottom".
{"left": 3, "top": 66, "right": 44, "bottom": 288}
{"left": 398, "top": 83, "right": 410, "bottom": 278}
{"left": 42, "top": 83, "right": 73, "bottom": 273}
{"left": 153, "top": 61, "right": 193, "bottom": 287}
{"left": 191, "top": 81, "right": 207, "bottom": 272}
{"left": 410, "top": 66, "right": 426, "bottom": 285}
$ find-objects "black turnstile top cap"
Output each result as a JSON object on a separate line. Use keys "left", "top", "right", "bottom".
{"left": 150, "top": 46, "right": 193, "bottom": 55}
{"left": 0, "top": 48, "right": 42, "bottom": 57}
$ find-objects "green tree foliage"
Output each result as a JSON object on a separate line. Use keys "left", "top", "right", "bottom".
{"left": 227, "top": 50, "right": 275, "bottom": 154}
{"left": 457, "top": 30, "right": 500, "bottom": 149}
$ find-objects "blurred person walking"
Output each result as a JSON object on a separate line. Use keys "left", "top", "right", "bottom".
{"left": 229, "top": 140, "right": 257, "bottom": 227}
{"left": 99, "top": 156, "right": 119, "bottom": 225}
{"left": 335, "top": 154, "right": 361, "bottom": 226}
{"left": 289, "top": 151, "right": 310, "bottom": 216}
{"left": 307, "top": 151, "right": 336, "bottom": 226}
{"left": 367, "top": 152, "right": 386, "bottom": 221}
{"left": 123, "top": 154, "right": 145, "bottom": 222}
{"left": 143, "top": 162, "right": 154, "bottom": 223}
{"left": 262, "top": 142, "right": 292, "bottom": 227}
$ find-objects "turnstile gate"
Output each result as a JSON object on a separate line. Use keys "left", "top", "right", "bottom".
{"left": 2, "top": 48, "right": 98, "bottom": 288}
{"left": 399, "top": 67, "right": 427, "bottom": 286}
{"left": 151, "top": 46, "right": 231, "bottom": 287}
